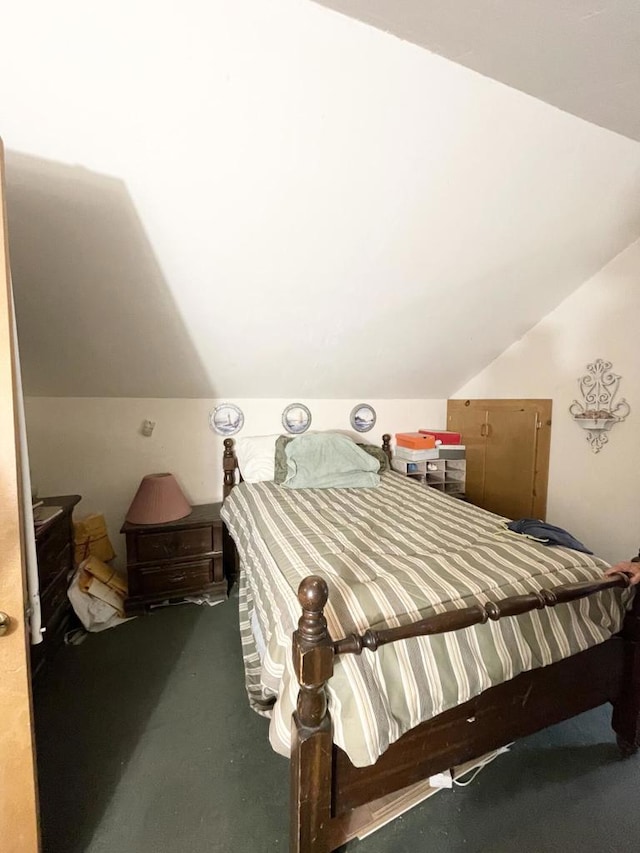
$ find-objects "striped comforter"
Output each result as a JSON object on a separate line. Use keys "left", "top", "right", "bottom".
{"left": 221, "top": 472, "right": 628, "bottom": 768}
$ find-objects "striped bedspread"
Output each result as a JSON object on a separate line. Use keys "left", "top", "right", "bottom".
{"left": 221, "top": 472, "right": 628, "bottom": 768}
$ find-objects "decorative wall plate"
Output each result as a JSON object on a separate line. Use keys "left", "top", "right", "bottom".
{"left": 350, "top": 403, "right": 376, "bottom": 433}
{"left": 209, "top": 403, "right": 244, "bottom": 436}
{"left": 282, "top": 403, "right": 312, "bottom": 434}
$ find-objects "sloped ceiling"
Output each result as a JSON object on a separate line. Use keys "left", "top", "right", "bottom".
{"left": 313, "top": 0, "right": 640, "bottom": 142}
{"left": 2, "top": 0, "right": 640, "bottom": 399}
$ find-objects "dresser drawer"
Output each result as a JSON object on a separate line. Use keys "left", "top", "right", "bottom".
{"left": 135, "top": 525, "right": 221, "bottom": 563}
{"left": 40, "top": 571, "right": 70, "bottom": 631}
{"left": 138, "top": 559, "right": 213, "bottom": 596}
{"left": 38, "top": 520, "right": 71, "bottom": 576}
{"left": 38, "top": 542, "right": 72, "bottom": 589}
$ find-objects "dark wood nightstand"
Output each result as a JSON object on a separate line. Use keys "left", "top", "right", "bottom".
{"left": 121, "top": 503, "right": 226, "bottom": 615}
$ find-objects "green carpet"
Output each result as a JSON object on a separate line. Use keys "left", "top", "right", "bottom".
{"left": 34, "top": 595, "right": 640, "bottom": 852}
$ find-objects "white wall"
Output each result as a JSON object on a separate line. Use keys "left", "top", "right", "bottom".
{"left": 3, "top": 0, "right": 640, "bottom": 401}
{"left": 455, "top": 240, "right": 640, "bottom": 564}
{"left": 24, "top": 397, "right": 445, "bottom": 568}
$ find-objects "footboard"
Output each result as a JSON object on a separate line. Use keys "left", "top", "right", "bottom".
{"left": 290, "top": 572, "right": 638, "bottom": 853}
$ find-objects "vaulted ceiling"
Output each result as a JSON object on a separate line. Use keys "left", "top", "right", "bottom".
{"left": 313, "top": 0, "right": 640, "bottom": 142}
{"left": 3, "top": 0, "right": 640, "bottom": 399}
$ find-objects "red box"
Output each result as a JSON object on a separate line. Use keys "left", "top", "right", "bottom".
{"left": 418, "top": 429, "right": 461, "bottom": 446}
{"left": 395, "top": 432, "right": 436, "bottom": 450}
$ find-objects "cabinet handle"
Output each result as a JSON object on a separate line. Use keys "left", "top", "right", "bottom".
{"left": 168, "top": 573, "right": 187, "bottom": 583}
{"left": 480, "top": 423, "right": 487, "bottom": 437}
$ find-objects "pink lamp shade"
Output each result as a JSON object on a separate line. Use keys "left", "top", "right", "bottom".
{"left": 125, "top": 473, "right": 191, "bottom": 524}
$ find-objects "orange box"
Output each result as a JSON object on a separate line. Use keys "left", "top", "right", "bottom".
{"left": 395, "top": 432, "right": 436, "bottom": 450}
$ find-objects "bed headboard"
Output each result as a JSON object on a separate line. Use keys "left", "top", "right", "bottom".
{"left": 222, "top": 433, "right": 392, "bottom": 499}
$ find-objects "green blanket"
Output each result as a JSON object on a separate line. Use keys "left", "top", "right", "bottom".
{"left": 283, "top": 433, "right": 380, "bottom": 489}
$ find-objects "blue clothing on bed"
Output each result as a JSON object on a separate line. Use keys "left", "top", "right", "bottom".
{"left": 506, "top": 518, "right": 593, "bottom": 554}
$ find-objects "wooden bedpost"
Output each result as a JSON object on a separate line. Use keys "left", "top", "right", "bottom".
{"left": 612, "top": 558, "right": 640, "bottom": 756}
{"left": 222, "top": 438, "right": 240, "bottom": 583}
{"left": 291, "top": 576, "right": 334, "bottom": 853}
{"left": 382, "top": 433, "right": 392, "bottom": 464}
{"left": 223, "top": 437, "right": 237, "bottom": 498}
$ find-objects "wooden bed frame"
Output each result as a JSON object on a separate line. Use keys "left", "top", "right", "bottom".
{"left": 222, "top": 435, "right": 640, "bottom": 853}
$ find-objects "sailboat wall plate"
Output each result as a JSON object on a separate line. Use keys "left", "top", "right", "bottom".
{"left": 210, "top": 403, "right": 244, "bottom": 436}
{"left": 282, "top": 403, "right": 312, "bottom": 434}
{"left": 350, "top": 403, "right": 376, "bottom": 433}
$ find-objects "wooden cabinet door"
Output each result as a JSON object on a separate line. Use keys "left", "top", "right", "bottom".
{"left": 483, "top": 405, "right": 539, "bottom": 519}
{"left": 0, "top": 140, "right": 40, "bottom": 853}
{"left": 447, "top": 402, "right": 488, "bottom": 507}
{"left": 448, "top": 399, "right": 552, "bottom": 520}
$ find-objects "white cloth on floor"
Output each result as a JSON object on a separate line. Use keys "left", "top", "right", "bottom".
{"left": 67, "top": 570, "right": 131, "bottom": 632}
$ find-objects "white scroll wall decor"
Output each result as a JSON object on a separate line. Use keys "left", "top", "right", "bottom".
{"left": 569, "top": 359, "right": 630, "bottom": 453}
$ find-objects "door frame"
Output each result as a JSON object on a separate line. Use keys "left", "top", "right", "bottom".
{"left": 0, "top": 138, "right": 40, "bottom": 852}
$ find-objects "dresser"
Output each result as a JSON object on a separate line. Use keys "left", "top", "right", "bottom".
{"left": 31, "top": 494, "right": 81, "bottom": 675}
{"left": 121, "top": 502, "right": 227, "bottom": 615}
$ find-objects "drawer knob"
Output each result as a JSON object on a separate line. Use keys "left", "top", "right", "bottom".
{"left": 0, "top": 612, "right": 11, "bottom": 637}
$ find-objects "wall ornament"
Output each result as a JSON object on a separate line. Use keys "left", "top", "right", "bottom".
{"left": 569, "top": 359, "right": 630, "bottom": 453}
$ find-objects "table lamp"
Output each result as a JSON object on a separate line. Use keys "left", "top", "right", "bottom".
{"left": 125, "top": 473, "right": 191, "bottom": 524}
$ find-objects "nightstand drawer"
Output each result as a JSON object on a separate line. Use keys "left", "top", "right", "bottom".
{"left": 136, "top": 525, "right": 221, "bottom": 563}
{"left": 138, "top": 559, "right": 213, "bottom": 596}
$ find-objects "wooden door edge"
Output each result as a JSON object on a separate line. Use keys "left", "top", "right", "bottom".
{"left": 532, "top": 401, "right": 552, "bottom": 520}
{"left": 0, "top": 137, "right": 41, "bottom": 853}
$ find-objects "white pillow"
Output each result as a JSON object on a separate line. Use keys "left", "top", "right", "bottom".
{"left": 235, "top": 434, "right": 279, "bottom": 483}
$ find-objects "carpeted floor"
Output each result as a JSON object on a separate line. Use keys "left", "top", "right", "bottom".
{"left": 33, "top": 594, "right": 640, "bottom": 853}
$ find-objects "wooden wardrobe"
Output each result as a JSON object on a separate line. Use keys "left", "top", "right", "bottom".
{"left": 447, "top": 399, "right": 552, "bottom": 521}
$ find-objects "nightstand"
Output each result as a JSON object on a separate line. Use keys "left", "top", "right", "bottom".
{"left": 121, "top": 503, "right": 226, "bottom": 615}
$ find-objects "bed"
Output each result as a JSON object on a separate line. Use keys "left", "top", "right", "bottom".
{"left": 221, "top": 434, "right": 639, "bottom": 853}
